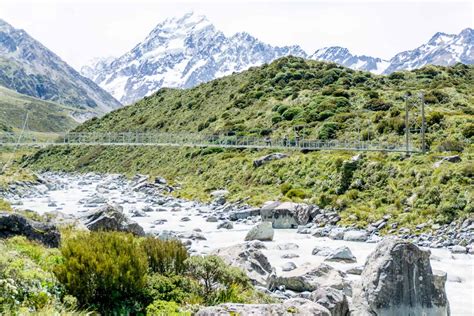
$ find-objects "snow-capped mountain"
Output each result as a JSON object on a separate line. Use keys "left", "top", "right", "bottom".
{"left": 309, "top": 46, "right": 390, "bottom": 74}
{"left": 81, "top": 12, "right": 306, "bottom": 104}
{"left": 82, "top": 11, "right": 473, "bottom": 105}
{"left": 384, "top": 28, "right": 473, "bottom": 73}
{"left": 0, "top": 19, "right": 121, "bottom": 112}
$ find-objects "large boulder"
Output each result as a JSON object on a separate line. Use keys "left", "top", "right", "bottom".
{"left": 311, "top": 286, "right": 350, "bottom": 316}
{"left": 268, "top": 263, "right": 351, "bottom": 295}
{"left": 213, "top": 241, "right": 272, "bottom": 286}
{"left": 352, "top": 238, "right": 450, "bottom": 316}
{"left": 245, "top": 222, "right": 274, "bottom": 241}
{"left": 196, "top": 298, "right": 330, "bottom": 315}
{"left": 229, "top": 208, "right": 261, "bottom": 221}
{"left": 82, "top": 204, "right": 145, "bottom": 236}
{"left": 260, "top": 201, "right": 317, "bottom": 229}
{"left": 0, "top": 212, "right": 60, "bottom": 247}
{"left": 253, "top": 153, "right": 289, "bottom": 168}
{"left": 325, "top": 246, "right": 357, "bottom": 263}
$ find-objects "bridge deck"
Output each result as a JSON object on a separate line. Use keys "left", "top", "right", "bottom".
{"left": 0, "top": 132, "right": 420, "bottom": 153}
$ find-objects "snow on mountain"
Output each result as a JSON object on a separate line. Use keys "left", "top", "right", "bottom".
{"left": 81, "top": 12, "right": 473, "bottom": 105}
{"left": 82, "top": 12, "right": 306, "bottom": 105}
{"left": 0, "top": 19, "right": 121, "bottom": 112}
{"left": 384, "top": 28, "right": 473, "bottom": 73}
{"left": 309, "top": 46, "right": 390, "bottom": 74}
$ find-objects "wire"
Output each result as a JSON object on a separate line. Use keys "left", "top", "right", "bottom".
{"left": 1, "top": 112, "right": 29, "bottom": 174}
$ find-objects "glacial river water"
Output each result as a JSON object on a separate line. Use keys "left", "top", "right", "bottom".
{"left": 7, "top": 172, "right": 474, "bottom": 315}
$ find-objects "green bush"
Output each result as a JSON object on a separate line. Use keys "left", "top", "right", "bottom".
{"left": 54, "top": 231, "right": 148, "bottom": 314}
{"left": 0, "top": 238, "right": 63, "bottom": 313}
{"left": 318, "top": 122, "right": 339, "bottom": 140}
{"left": 462, "top": 123, "right": 474, "bottom": 139}
{"left": 185, "top": 256, "right": 250, "bottom": 304}
{"left": 364, "top": 98, "right": 391, "bottom": 111}
{"left": 280, "top": 183, "right": 293, "bottom": 195}
{"left": 142, "top": 238, "right": 188, "bottom": 276}
{"left": 437, "top": 140, "right": 465, "bottom": 152}
{"left": 282, "top": 107, "right": 303, "bottom": 120}
{"left": 144, "top": 274, "right": 199, "bottom": 304}
{"left": 146, "top": 300, "right": 181, "bottom": 316}
{"left": 285, "top": 188, "right": 308, "bottom": 199}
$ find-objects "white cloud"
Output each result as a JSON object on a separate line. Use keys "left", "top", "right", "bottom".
{"left": 1, "top": 0, "right": 472, "bottom": 68}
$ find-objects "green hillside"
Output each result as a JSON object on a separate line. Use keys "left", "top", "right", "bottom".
{"left": 24, "top": 57, "right": 474, "bottom": 229}
{"left": 0, "top": 85, "right": 82, "bottom": 133}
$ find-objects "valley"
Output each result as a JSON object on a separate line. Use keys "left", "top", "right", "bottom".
{"left": 0, "top": 5, "right": 472, "bottom": 315}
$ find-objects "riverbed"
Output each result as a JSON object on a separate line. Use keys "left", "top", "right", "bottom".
{"left": 5, "top": 172, "right": 474, "bottom": 315}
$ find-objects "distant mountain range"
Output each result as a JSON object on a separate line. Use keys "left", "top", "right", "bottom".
{"left": 0, "top": 19, "right": 121, "bottom": 113}
{"left": 81, "top": 12, "right": 473, "bottom": 105}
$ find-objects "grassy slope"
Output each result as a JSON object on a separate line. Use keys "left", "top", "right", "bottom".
{"left": 24, "top": 57, "right": 474, "bottom": 228}
{"left": 0, "top": 85, "right": 81, "bottom": 133}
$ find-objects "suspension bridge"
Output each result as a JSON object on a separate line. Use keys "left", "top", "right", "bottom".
{"left": 0, "top": 132, "right": 421, "bottom": 153}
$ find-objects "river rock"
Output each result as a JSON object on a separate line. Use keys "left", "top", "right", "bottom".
{"left": 81, "top": 204, "right": 145, "bottom": 236}
{"left": 206, "top": 216, "right": 218, "bottom": 222}
{"left": 213, "top": 242, "right": 273, "bottom": 285}
{"left": 253, "top": 153, "right": 289, "bottom": 168}
{"left": 352, "top": 238, "right": 450, "bottom": 316}
{"left": 343, "top": 230, "right": 369, "bottom": 242}
{"left": 268, "top": 263, "right": 351, "bottom": 295}
{"left": 310, "top": 286, "right": 349, "bottom": 316}
{"left": 196, "top": 298, "right": 330, "bottom": 315}
{"left": 0, "top": 212, "right": 60, "bottom": 247}
{"left": 282, "top": 262, "right": 297, "bottom": 272}
{"left": 245, "top": 222, "right": 274, "bottom": 241}
{"left": 229, "top": 208, "right": 260, "bottom": 221}
{"left": 260, "top": 201, "right": 316, "bottom": 229}
{"left": 325, "top": 246, "right": 357, "bottom": 263}
{"left": 450, "top": 245, "right": 467, "bottom": 254}
{"left": 312, "top": 246, "right": 333, "bottom": 256}
{"left": 217, "top": 221, "right": 234, "bottom": 229}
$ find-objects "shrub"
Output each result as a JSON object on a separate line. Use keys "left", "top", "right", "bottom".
{"left": 282, "top": 107, "right": 303, "bottom": 120}
{"left": 318, "top": 122, "right": 339, "bottom": 140}
{"left": 0, "top": 238, "right": 63, "bottom": 313}
{"left": 364, "top": 98, "right": 391, "bottom": 111}
{"left": 144, "top": 274, "right": 199, "bottom": 304}
{"left": 426, "top": 111, "right": 444, "bottom": 126}
{"left": 146, "top": 300, "right": 181, "bottom": 316}
{"left": 276, "top": 104, "right": 289, "bottom": 115}
{"left": 462, "top": 123, "right": 474, "bottom": 139}
{"left": 437, "top": 140, "right": 465, "bottom": 152}
{"left": 54, "top": 231, "right": 148, "bottom": 314}
{"left": 280, "top": 183, "right": 293, "bottom": 195}
{"left": 185, "top": 256, "right": 249, "bottom": 304}
{"left": 285, "top": 188, "right": 308, "bottom": 199}
{"left": 142, "top": 238, "right": 188, "bottom": 276}
{"left": 271, "top": 114, "right": 282, "bottom": 124}
{"left": 0, "top": 199, "right": 12, "bottom": 211}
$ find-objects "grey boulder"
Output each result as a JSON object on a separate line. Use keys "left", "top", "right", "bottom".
{"left": 325, "top": 246, "right": 357, "bottom": 263}
{"left": 0, "top": 212, "right": 60, "bottom": 247}
{"left": 245, "top": 222, "right": 274, "bottom": 241}
{"left": 213, "top": 242, "right": 273, "bottom": 286}
{"left": 352, "top": 238, "right": 450, "bottom": 316}
{"left": 196, "top": 298, "right": 330, "bottom": 315}
{"left": 82, "top": 204, "right": 145, "bottom": 236}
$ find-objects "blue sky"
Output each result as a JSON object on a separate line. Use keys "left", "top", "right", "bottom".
{"left": 2, "top": 0, "right": 472, "bottom": 68}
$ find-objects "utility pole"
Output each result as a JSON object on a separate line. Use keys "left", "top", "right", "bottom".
{"left": 404, "top": 94, "right": 410, "bottom": 156}
{"left": 420, "top": 93, "right": 426, "bottom": 154}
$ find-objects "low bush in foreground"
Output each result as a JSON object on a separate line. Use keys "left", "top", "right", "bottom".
{"left": 52, "top": 231, "right": 265, "bottom": 315}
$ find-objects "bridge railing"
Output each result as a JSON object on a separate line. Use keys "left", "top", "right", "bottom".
{"left": 0, "top": 132, "right": 418, "bottom": 153}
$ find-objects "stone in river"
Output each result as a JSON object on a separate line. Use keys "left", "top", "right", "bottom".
{"left": 245, "top": 222, "right": 274, "bottom": 241}
{"left": 352, "top": 238, "right": 450, "bottom": 316}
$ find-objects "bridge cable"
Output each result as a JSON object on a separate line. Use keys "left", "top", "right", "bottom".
{"left": 1, "top": 112, "right": 29, "bottom": 174}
